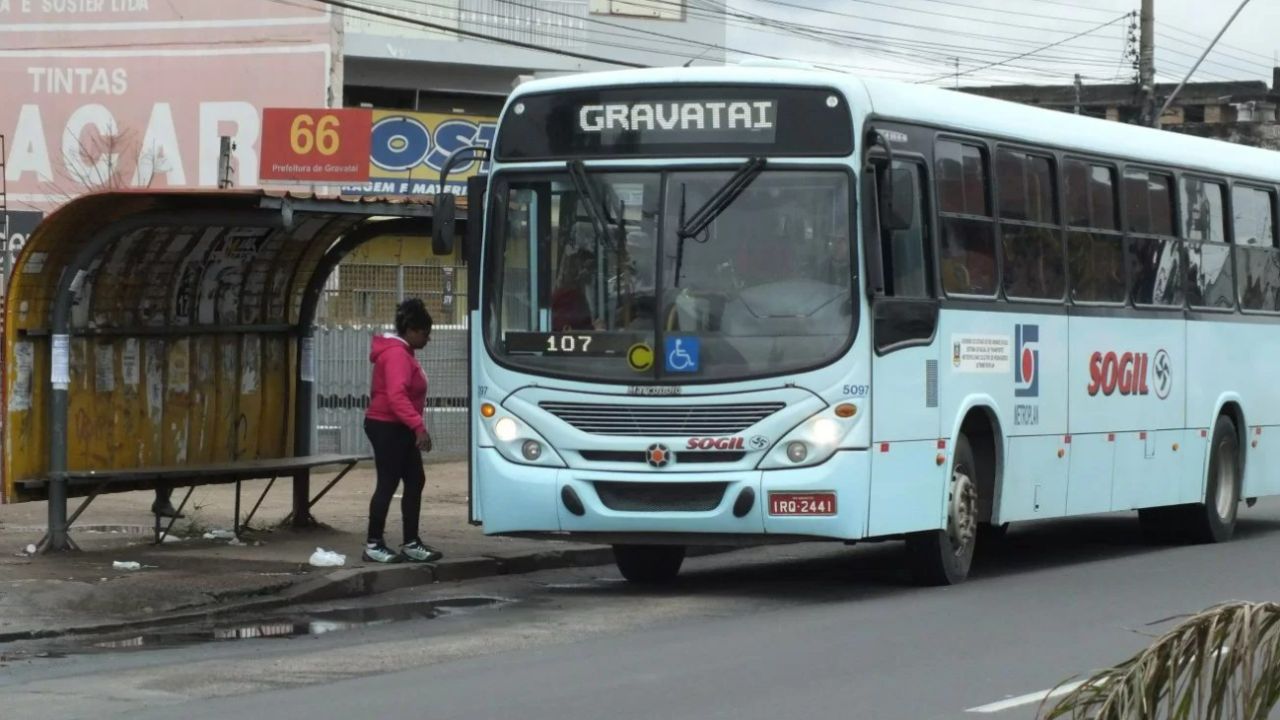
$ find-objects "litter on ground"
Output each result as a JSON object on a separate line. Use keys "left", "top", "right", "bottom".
{"left": 309, "top": 548, "right": 346, "bottom": 567}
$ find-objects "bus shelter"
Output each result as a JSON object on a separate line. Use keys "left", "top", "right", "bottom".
{"left": 1, "top": 189, "right": 446, "bottom": 551}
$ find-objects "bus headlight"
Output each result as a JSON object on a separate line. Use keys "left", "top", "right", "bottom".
{"left": 494, "top": 417, "right": 519, "bottom": 442}
{"left": 758, "top": 408, "right": 858, "bottom": 470}
{"left": 482, "top": 411, "right": 565, "bottom": 468}
{"left": 811, "top": 418, "right": 840, "bottom": 446}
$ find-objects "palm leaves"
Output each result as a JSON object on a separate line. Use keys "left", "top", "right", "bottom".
{"left": 1040, "top": 601, "right": 1280, "bottom": 719}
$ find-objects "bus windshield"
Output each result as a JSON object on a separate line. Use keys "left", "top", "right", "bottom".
{"left": 486, "top": 168, "right": 855, "bottom": 383}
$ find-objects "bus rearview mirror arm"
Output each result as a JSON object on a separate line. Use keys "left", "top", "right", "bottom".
{"left": 867, "top": 129, "right": 914, "bottom": 232}
{"left": 433, "top": 147, "right": 492, "bottom": 256}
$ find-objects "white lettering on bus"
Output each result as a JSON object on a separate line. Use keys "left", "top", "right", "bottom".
{"left": 576, "top": 101, "right": 776, "bottom": 133}
{"left": 579, "top": 105, "right": 604, "bottom": 132}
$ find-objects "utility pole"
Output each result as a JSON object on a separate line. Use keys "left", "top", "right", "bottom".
{"left": 1074, "top": 73, "right": 1083, "bottom": 114}
{"left": 953, "top": 57, "right": 960, "bottom": 89}
{"left": 1139, "top": 0, "right": 1157, "bottom": 126}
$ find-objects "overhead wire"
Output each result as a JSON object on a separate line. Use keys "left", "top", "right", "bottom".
{"left": 277, "top": 0, "right": 1204, "bottom": 89}
{"left": 278, "top": 0, "right": 648, "bottom": 67}
{"left": 702, "top": 0, "right": 1131, "bottom": 83}
{"left": 917, "top": 11, "right": 1131, "bottom": 84}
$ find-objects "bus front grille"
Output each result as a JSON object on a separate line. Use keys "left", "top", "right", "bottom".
{"left": 593, "top": 481, "right": 728, "bottom": 512}
{"left": 540, "top": 402, "right": 785, "bottom": 436}
{"left": 579, "top": 450, "right": 747, "bottom": 464}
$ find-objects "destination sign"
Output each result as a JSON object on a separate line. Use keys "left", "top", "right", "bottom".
{"left": 496, "top": 85, "right": 852, "bottom": 161}
{"left": 504, "top": 332, "right": 643, "bottom": 357}
{"left": 577, "top": 100, "right": 777, "bottom": 143}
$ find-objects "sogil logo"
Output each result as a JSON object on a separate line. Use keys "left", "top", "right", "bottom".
{"left": 1087, "top": 349, "right": 1172, "bottom": 400}
{"left": 1152, "top": 349, "right": 1172, "bottom": 400}
{"left": 1014, "top": 324, "right": 1039, "bottom": 398}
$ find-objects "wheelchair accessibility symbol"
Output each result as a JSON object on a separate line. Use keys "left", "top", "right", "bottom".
{"left": 664, "top": 336, "right": 700, "bottom": 373}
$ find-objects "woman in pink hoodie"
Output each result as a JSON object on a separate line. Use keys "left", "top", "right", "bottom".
{"left": 363, "top": 298, "right": 443, "bottom": 564}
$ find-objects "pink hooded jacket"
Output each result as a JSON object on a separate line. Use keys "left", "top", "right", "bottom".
{"left": 366, "top": 334, "right": 428, "bottom": 435}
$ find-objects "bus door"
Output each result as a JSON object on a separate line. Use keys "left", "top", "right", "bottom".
{"left": 864, "top": 155, "right": 945, "bottom": 536}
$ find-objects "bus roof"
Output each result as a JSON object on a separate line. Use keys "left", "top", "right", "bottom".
{"left": 509, "top": 65, "right": 1280, "bottom": 183}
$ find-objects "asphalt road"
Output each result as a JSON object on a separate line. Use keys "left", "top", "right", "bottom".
{"left": 5, "top": 501, "right": 1280, "bottom": 720}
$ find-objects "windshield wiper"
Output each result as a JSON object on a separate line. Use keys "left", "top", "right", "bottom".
{"left": 567, "top": 160, "right": 612, "bottom": 244}
{"left": 677, "top": 157, "right": 767, "bottom": 239}
{"left": 566, "top": 160, "right": 628, "bottom": 327}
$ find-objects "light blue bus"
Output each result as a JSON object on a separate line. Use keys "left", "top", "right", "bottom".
{"left": 434, "top": 65, "right": 1280, "bottom": 585}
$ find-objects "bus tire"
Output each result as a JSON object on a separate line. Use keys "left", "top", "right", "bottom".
{"left": 1188, "top": 416, "right": 1241, "bottom": 543}
{"left": 1140, "top": 417, "right": 1241, "bottom": 544}
{"left": 906, "top": 434, "right": 979, "bottom": 586}
{"left": 613, "top": 544, "right": 685, "bottom": 584}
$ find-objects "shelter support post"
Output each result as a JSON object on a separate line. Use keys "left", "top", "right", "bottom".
{"left": 44, "top": 474, "right": 69, "bottom": 552}
{"left": 293, "top": 326, "right": 316, "bottom": 528}
{"left": 291, "top": 470, "right": 313, "bottom": 527}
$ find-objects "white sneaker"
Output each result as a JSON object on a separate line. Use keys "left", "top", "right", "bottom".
{"left": 400, "top": 539, "right": 443, "bottom": 563}
{"left": 362, "top": 542, "right": 402, "bottom": 564}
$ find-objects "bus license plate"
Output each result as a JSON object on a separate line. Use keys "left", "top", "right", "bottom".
{"left": 768, "top": 492, "right": 836, "bottom": 516}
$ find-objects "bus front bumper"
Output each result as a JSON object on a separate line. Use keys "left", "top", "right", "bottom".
{"left": 477, "top": 447, "right": 871, "bottom": 541}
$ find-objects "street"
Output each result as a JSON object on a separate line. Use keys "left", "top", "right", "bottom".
{"left": 4, "top": 500, "right": 1279, "bottom": 720}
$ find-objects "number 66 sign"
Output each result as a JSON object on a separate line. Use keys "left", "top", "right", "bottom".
{"left": 261, "top": 108, "right": 374, "bottom": 183}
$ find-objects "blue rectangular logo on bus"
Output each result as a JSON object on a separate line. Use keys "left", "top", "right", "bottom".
{"left": 1015, "top": 324, "right": 1039, "bottom": 398}
{"left": 665, "top": 336, "right": 700, "bottom": 373}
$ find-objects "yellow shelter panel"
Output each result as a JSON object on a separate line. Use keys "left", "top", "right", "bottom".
{"left": 1, "top": 190, "right": 407, "bottom": 502}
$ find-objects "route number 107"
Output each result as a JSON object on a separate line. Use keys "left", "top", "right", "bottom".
{"left": 546, "top": 334, "right": 593, "bottom": 353}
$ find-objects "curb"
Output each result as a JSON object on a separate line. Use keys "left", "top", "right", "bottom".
{"left": 0, "top": 545, "right": 619, "bottom": 644}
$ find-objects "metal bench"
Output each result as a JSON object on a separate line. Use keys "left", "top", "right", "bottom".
{"left": 23, "top": 454, "right": 370, "bottom": 551}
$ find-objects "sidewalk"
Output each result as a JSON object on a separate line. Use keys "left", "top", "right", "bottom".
{"left": 0, "top": 461, "right": 612, "bottom": 641}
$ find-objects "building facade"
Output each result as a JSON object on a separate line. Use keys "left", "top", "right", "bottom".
{"left": 964, "top": 70, "right": 1280, "bottom": 151}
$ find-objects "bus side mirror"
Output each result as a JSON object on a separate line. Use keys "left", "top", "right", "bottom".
{"left": 433, "top": 193, "right": 457, "bottom": 255}
{"left": 881, "top": 167, "right": 915, "bottom": 231}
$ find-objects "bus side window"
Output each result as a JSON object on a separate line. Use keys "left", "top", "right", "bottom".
{"left": 1125, "top": 168, "right": 1183, "bottom": 307}
{"left": 997, "top": 148, "right": 1064, "bottom": 300}
{"left": 1233, "top": 185, "right": 1280, "bottom": 311}
{"left": 881, "top": 162, "right": 930, "bottom": 298}
{"left": 1181, "top": 177, "right": 1232, "bottom": 309}
{"left": 936, "top": 140, "right": 997, "bottom": 296}
{"left": 1066, "top": 160, "right": 1125, "bottom": 304}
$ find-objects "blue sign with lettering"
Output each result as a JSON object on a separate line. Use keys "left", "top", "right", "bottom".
{"left": 664, "top": 336, "right": 700, "bottom": 374}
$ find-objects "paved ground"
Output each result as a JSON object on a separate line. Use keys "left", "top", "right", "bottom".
{"left": 3, "top": 498, "right": 1279, "bottom": 720}
{"left": 0, "top": 461, "right": 603, "bottom": 637}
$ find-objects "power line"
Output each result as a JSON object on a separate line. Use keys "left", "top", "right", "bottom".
{"left": 373, "top": 0, "right": 944, "bottom": 78}
{"left": 918, "top": 11, "right": 1132, "bottom": 84}
{"left": 294, "top": 0, "right": 648, "bottom": 67}
{"left": 852, "top": 0, "right": 1108, "bottom": 27}
{"left": 1160, "top": 20, "right": 1275, "bottom": 63}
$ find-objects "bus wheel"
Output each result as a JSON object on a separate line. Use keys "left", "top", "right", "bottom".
{"left": 1191, "top": 416, "right": 1241, "bottom": 543}
{"left": 612, "top": 545, "right": 686, "bottom": 584}
{"left": 1141, "top": 416, "right": 1241, "bottom": 544}
{"left": 906, "top": 434, "right": 978, "bottom": 586}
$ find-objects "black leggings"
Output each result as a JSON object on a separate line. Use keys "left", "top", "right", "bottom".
{"left": 364, "top": 418, "right": 426, "bottom": 544}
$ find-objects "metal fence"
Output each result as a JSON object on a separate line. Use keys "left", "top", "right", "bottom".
{"left": 314, "top": 264, "right": 469, "bottom": 461}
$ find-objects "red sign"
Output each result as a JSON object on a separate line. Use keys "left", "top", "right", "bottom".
{"left": 0, "top": 1, "right": 332, "bottom": 211}
{"left": 260, "top": 109, "right": 373, "bottom": 183}
{"left": 768, "top": 492, "right": 837, "bottom": 516}
{"left": 685, "top": 436, "right": 745, "bottom": 450}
